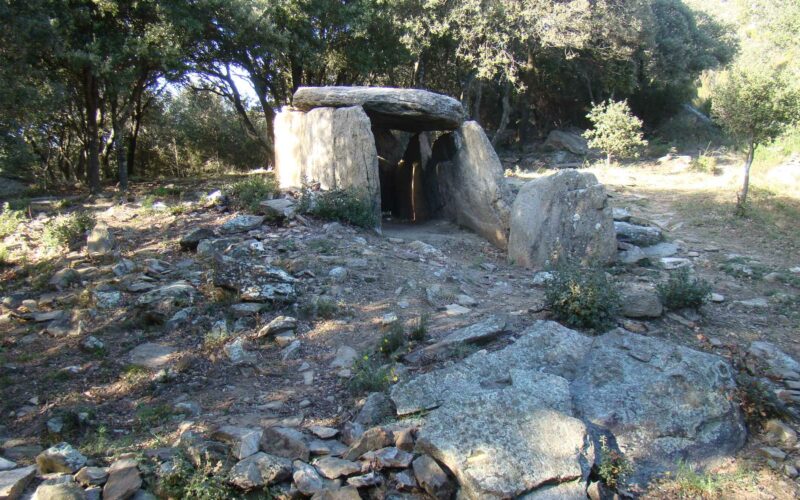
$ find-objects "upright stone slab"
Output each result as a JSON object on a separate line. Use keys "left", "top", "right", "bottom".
{"left": 508, "top": 170, "right": 616, "bottom": 268}
{"left": 428, "top": 121, "right": 513, "bottom": 248}
{"left": 274, "top": 106, "right": 380, "bottom": 225}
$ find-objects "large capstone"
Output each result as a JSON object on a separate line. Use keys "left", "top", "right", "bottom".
{"left": 292, "top": 86, "right": 464, "bottom": 131}
{"left": 390, "top": 321, "right": 745, "bottom": 497}
{"left": 508, "top": 170, "right": 616, "bottom": 269}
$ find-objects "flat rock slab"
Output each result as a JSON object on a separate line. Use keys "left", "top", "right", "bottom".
{"left": 292, "top": 86, "right": 464, "bottom": 131}
{"left": 404, "top": 316, "right": 507, "bottom": 363}
{"left": 391, "top": 321, "right": 746, "bottom": 495}
{"left": 0, "top": 465, "right": 36, "bottom": 499}
{"left": 128, "top": 343, "right": 177, "bottom": 370}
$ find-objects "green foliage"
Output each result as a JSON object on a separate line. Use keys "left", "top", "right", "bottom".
{"left": 379, "top": 322, "right": 406, "bottom": 358}
{"left": 657, "top": 268, "right": 711, "bottom": 310}
{"left": 41, "top": 211, "right": 96, "bottom": 250}
{"left": 689, "top": 153, "right": 721, "bottom": 174}
{"left": 544, "top": 263, "right": 620, "bottom": 332}
{"left": 134, "top": 403, "right": 175, "bottom": 430}
{"left": 227, "top": 174, "right": 278, "bottom": 212}
{"left": 348, "top": 354, "right": 393, "bottom": 396}
{"left": 735, "top": 372, "right": 793, "bottom": 426}
{"left": 203, "top": 325, "right": 231, "bottom": 350}
{"left": 300, "top": 297, "right": 339, "bottom": 320}
{"left": 584, "top": 100, "right": 648, "bottom": 162}
{"left": 410, "top": 314, "right": 428, "bottom": 342}
{"left": 0, "top": 244, "right": 9, "bottom": 267}
{"left": 597, "top": 436, "right": 632, "bottom": 489}
{"left": 308, "top": 189, "right": 377, "bottom": 228}
{"left": 157, "top": 452, "right": 236, "bottom": 500}
{"left": 0, "top": 202, "right": 25, "bottom": 237}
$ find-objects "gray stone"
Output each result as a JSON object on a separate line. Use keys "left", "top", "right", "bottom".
{"left": 748, "top": 341, "right": 800, "bottom": 374}
{"left": 231, "top": 303, "right": 264, "bottom": 317}
{"left": 509, "top": 170, "right": 616, "bottom": 268}
{"left": 212, "top": 426, "right": 263, "bottom": 460}
{"left": 308, "top": 439, "right": 348, "bottom": 457}
{"left": 128, "top": 343, "right": 176, "bottom": 371}
{"left": 360, "top": 447, "right": 413, "bottom": 469}
{"left": 135, "top": 281, "right": 195, "bottom": 307}
{"left": 36, "top": 443, "right": 87, "bottom": 474}
{"left": 764, "top": 420, "right": 797, "bottom": 447}
{"left": 212, "top": 255, "right": 295, "bottom": 303}
{"left": 103, "top": 459, "right": 141, "bottom": 500}
{"left": 274, "top": 106, "right": 380, "bottom": 225}
{"left": 346, "top": 472, "right": 382, "bottom": 488}
{"left": 759, "top": 446, "right": 787, "bottom": 461}
{"left": 50, "top": 268, "right": 80, "bottom": 290}
{"left": 310, "top": 486, "right": 361, "bottom": 500}
{"left": 0, "top": 465, "right": 36, "bottom": 500}
{"left": 542, "top": 129, "right": 589, "bottom": 155}
{"left": 32, "top": 483, "right": 85, "bottom": 500}
{"left": 612, "top": 207, "right": 631, "bottom": 221}
{"left": 619, "top": 245, "right": 648, "bottom": 265}
{"left": 257, "top": 316, "right": 297, "bottom": 338}
{"left": 112, "top": 259, "right": 136, "bottom": 277}
{"left": 180, "top": 227, "right": 215, "bottom": 251}
{"left": 292, "top": 86, "right": 464, "bottom": 131}
{"left": 641, "top": 242, "right": 679, "bottom": 258}
{"left": 314, "top": 457, "right": 361, "bottom": 479}
{"left": 261, "top": 427, "right": 310, "bottom": 462}
{"left": 281, "top": 340, "right": 302, "bottom": 361}
{"left": 405, "top": 316, "right": 507, "bottom": 364}
{"left": 219, "top": 215, "right": 264, "bottom": 234}
{"left": 93, "top": 290, "right": 122, "bottom": 309}
{"left": 429, "top": 122, "right": 513, "bottom": 248}
{"left": 738, "top": 297, "right": 769, "bottom": 308}
{"left": 328, "top": 267, "right": 347, "bottom": 282}
{"left": 196, "top": 237, "right": 238, "bottom": 258}
{"left": 87, "top": 222, "right": 114, "bottom": 256}
{"left": 0, "top": 458, "right": 15, "bottom": 472}
{"left": 614, "top": 221, "right": 662, "bottom": 247}
{"left": 393, "top": 470, "right": 417, "bottom": 491}
{"left": 229, "top": 452, "right": 292, "bottom": 489}
{"left": 443, "top": 304, "right": 469, "bottom": 316}
{"left": 412, "top": 455, "right": 455, "bottom": 500}
{"left": 620, "top": 285, "right": 663, "bottom": 318}
{"left": 354, "top": 392, "right": 395, "bottom": 427}
{"left": 260, "top": 198, "right": 297, "bottom": 219}
{"left": 343, "top": 427, "right": 394, "bottom": 461}
{"left": 308, "top": 426, "right": 339, "bottom": 440}
{"left": 293, "top": 460, "right": 330, "bottom": 496}
{"left": 224, "top": 338, "right": 255, "bottom": 365}
{"left": 659, "top": 257, "right": 692, "bottom": 270}
{"left": 330, "top": 346, "right": 358, "bottom": 369}
{"left": 518, "top": 479, "right": 587, "bottom": 499}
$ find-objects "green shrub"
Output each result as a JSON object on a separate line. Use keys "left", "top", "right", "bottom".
{"left": 41, "top": 211, "right": 96, "bottom": 249}
{"left": 300, "top": 297, "right": 339, "bottom": 320}
{"left": 348, "top": 354, "right": 393, "bottom": 395}
{"left": 157, "top": 453, "right": 236, "bottom": 500}
{"left": 544, "top": 263, "right": 619, "bottom": 332}
{"left": 597, "top": 435, "right": 632, "bottom": 489}
{"left": 0, "top": 244, "right": 9, "bottom": 267}
{"left": 410, "top": 314, "right": 428, "bottom": 342}
{"left": 379, "top": 322, "right": 406, "bottom": 358}
{"left": 308, "top": 188, "right": 377, "bottom": 228}
{"left": 584, "top": 99, "right": 647, "bottom": 164}
{"left": 657, "top": 268, "right": 711, "bottom": 310}
{"left": 0, "top": 202, "right": 26, "bottom": 237}
{"left": 227, "top": 174, "right": 278, "bottom": 212}
{"left": 134, "top": 403, "right": 174, "bottom": 430}
{"left": 735, "top": 373, "right": 793, "bottom": 426}
{"left": 690, "top": 154, "right": 721, "bottom": 174}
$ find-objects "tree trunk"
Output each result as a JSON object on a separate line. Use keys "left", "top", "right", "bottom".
{"left": 491, "top": 81, "right": 511, "bottom": 147}
{"left": 84, "top": 69, "right": 101, "bottom": 193}
{"left": 736, "top": 141, "right": 755, "bottom": 215}
{"left": 473, "top": 81, "right": 483, "bottom": 122}
{"left": 110, "top": 100, "right": 128, "bottom": 191}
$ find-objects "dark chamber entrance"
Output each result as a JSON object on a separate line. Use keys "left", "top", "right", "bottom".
{"left": 375, "top": 129, "right": 431, "bottom": 223}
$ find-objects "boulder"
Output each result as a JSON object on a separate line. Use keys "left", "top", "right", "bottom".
{"left": 274, "top": 106, "right": 380, "bottom": 224}
{"left": 211, "top": 426, "right": 263, "bottom": 460}
{"left": 404, "top": 316, "right": 507, "bottom": 364}
{"left": 220, "top": 215, "right": 264, "bottom": 234}
{"left": 354, "top": 392, "right": 395, "bottom": 427}
{"left": 0, "top": 465, "right": 36, "bottom": 500}
{"left": 614, "top": 221, "right": 663, "bottom": 247}
{"left": 391, "top": 321, "right": 746, "bottom": 494}
{"left": 619, "top": 284, "right": 663, "bottom": 318}
{"left": 135, "top": 281, "right": 195, "bottom": 307}
{"left": 229, "top": 452, "right": 292, "bottom": 489}
{"left": 313, "top": 457, "right": 361, "bottom": 479}
{"left": 508, "top": 170, "right": 616, "bottom": 269}
{"left": 31, "top": 483, "right": 85, "bottom": 500}
{"left": 179, "top": 227, "right": 215, "bottom": 251}
{"left": 87, "top": 222, "right": 115, "bottom": 256}
{"left": 542, "top": 130, "right": 589, "bottom": 155}
{"left": 212, "top": 254, "right": 295, "bottom": 303}
{"left": 36, "top": 443, "right": 87, "bottom": 474}
{"left": 412, "top": 455, "right": 455, "bottom": 500}
{"left": 260, "top": 198, "right": 297, "bottom": 220}
{"left": 428, "top": 121, "right": 513, "bottom": 248}
{"left": 292, "top": 86, "right": 464, "bottom": 131}
{"left": 261, "top": 427, "right": 310, "bottom": 462}
{"left": 103, "top": 459, "right": 141, "bottom": 500}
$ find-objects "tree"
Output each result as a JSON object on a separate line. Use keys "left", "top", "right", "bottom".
{"left": 584, "top": 100, "right": 647, "bottom": 165}
{"left": 712, "top": 67, "right": 800, "bottom": 214}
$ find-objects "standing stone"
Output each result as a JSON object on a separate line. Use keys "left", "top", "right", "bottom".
{"left": 0, "top": 465, "right": 36, "bottom": 500}
{"left": 428, "top": 122, "right": 513, "bottom": 248}
{"left": 508, "top": 170, "right": 616, "bottom": 269}
{"left": 87, "top": 222, "right": 115, "bottom": 256}
{"left": 274, "top": 106, "right": 380, "bottom": 225}
{"left": 103, "top": 459, "right": 141, "bottom": 500}
{"left": 292, "top": 86, "right": 464, "bottom": 131}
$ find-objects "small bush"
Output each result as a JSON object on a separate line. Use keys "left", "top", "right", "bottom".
{"left": 735, "top": 373, "right": 793, "bottom": 426}
{"left": 134, "top": 403, "right": 174, "bottom": 430}
{"left": 308, "top": 188, "right": 377, "bottom": 228}
{"left": 689, "top": 154, "right": 720, "bottom": 174}
{"left": 410, "top": 314, "right": 428, "bottom": 342}
{"left": 227, "top": 174, "right": 278, "bottom": 212}
{"left": 348, "top": 354, "right": 393, "bottom": 395}
{"left": 597, "top": 435, "right": 632, "bottom": 489}
{"left": 157, "top": 453, "right": 235, "bottom": 500}
{"left": 544, "top": 263, "right": 619, "bottom": 332}
{"left": 300, "top": 297, "right": 339, "bottom": 320}
{"left": 0, "top": 244, "right": 9, "bottom": 267}
{"left": 657, "top": 268, "right": 711, "bottom": 310}
{"left": 380, "top": 322, "right": 406, "bottom": 358}
{"left": 41, "top": 211, "right": 96, "bottom": 250}
{"left": 584, "top": 99, "right": 647, "bottom": 164}
{"left": 0, "top": 202, "right": 26, "bottom": 238}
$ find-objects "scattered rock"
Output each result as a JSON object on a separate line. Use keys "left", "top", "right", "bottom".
{"left": 135, "top": 281, "right": 195, "bottom": 307}
{"left": 614, "top": 221, "right": 662, "bottom": 247}
{"left": 328, "top": 267, "right": 347, "bottom": 282}
{"left": 309, "top": 485, "right": 361, "bottom": 500}
{"left": 738, "top": 297, "right": 769, "bottom": 308}
{"left": 180, "top": 227, "right": 215, "bottom": 251}
{"left": 93, "top": 290, "right": 122, "bottom": 309}
{"left": 0, "top": 458, "right": 15, "bottom": 472}
{"left": 343, "top": 427, "right": 393, "bottom": 461}
{"left": 759, "top": 446, "right": 787, "bottom": 461}
{"left": 641, "top": 242, "right": 679, "bottom": 259}
{"left": 261, "top": 198, "right": 297, "bottom": 219}
{"left": 229, "top": 452, "right": 292, "bottom": 489}
{"left": 659, "top": 257, "right": 692, "bottom": 270}
{"left": 256, "top": 316, "right": 297, "bottom": 338}
{"left": 261, "top": 427, "right": 310, "bottom": 462}
{"left": 542, "top": 130, "right": 589, "bottom": 155}
{"left": 212, "top": 426, "right": 263, "bottom": 460}
{"left": 314, "top": 457, "right": 361, "bottom": 479}
{"left": 220, "top": 215, "right": 265, "bottom": 234}
{"left": 36, "top": 443, "right": 87, "bottom": 474}
{"left": 443, "top": 304, "right": 469, "bottom": 316}
{"left": 87, "top": 222, "right": 115, "bottom": 256}
{"left": 112, "top": 259, "right": 137, "bottom": 277}
{"left": 308, "top": 426, "right": 339, "bottom": 440}
{"left": 49, "top": 268, "right": 80, "bottom": 290}
{"left": 281, "top": 340, "right": 302, "bottom": 361}
{"left": 412, "top": 455, "right": 455, "bottom": 500}
{"left": 354, "top": 392, "right": 395, "bottom": 427}
{"left": 224, "top": 338, "right": 255, "bottom": 365}
{"left": 764, "top": 420, "right": 797, "bottom": 447}
{"left": 128, "top": 343, "right": 176, "bottom": 371}
{"left": 103, "top": 459, "right": 142, "bottom": 500}
{"left": 360, "top": 447, "right": 413, "bottom": 469}
{"left": 346, "top": 471, "right": 383, "bottom": 488}
{"left": 620, "top": 285, "right": 663, "bottom": 318}
{"left": 330, "top": 346, "right": 358, "bottom": 369}
{"left": 293, "top": 460, "right": 330, "bottom": 496}
{"left": 405, "top": 316, "right": 507, "bottom": 364}
{"left": 509, "top": 170, "right": 616, "bottom": 268}
{"left": 710, "top": 293, "right": 725, "bottom": 303}
{"left": 32, "top": 483, "right": 86, "bottom": 500}
{"left": 231, "top": 303, "right": 264, "bottom": 317}
{"left": 0, "top": 465, "right": 36, "bottom": 500}
{"left": 212, "top": 255, "right": 295, "bottom": 303}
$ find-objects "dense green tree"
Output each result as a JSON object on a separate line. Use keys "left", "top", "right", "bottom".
{"left": 584, "top": 99, "right": 648, "bottom": 165}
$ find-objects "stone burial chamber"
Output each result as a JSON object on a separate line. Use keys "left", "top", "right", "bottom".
{"left": 274, "top": 86, "right": 514, "bottom": 248}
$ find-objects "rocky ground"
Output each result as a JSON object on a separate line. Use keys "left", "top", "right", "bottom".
{"left": 1, "top": 156, "right": 799, "bottom": 499}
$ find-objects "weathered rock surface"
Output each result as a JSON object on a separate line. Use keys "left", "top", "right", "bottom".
{"left": 87, "top": 222, "right": 115, "bottom": 256}
{"left": 219, "top": 215, "right": 264, "bottom": 234}
{"left": 32, "top": 483, "right": 85, "bottom": 500}
{"left": 212, "top": 254, "right": 295, "bottom": 303}
{"left": 412, "top": 455, "right": 455, "bottom": 500}
{"left": 404, "top": 316, "right": 507, "bottom": 363}
{"left": 542, "top": 130, "right": 589, "bottom": 155}
{"left": 179, "top": 227, "right": 215, "bottom": 251}
{"left": 261, "top": 427, "right": 310, "bottom": 462}
{"left": 260, "top": 198, "right": 297, "bottom": 220}
{"left": 620, "top": 284, "right": 663, "bottom": 318}
{"left": 314, "top": 457, "right": 361, "bottom": 479}
{"left": 508, "top": 170, "right": 616, "bottom": 269}
{"left": 212, "top": 426, "right": 262, "bottom": 460}
{"left": 274, "top": 106, "right": 380, "bottom": 224}
{"left": 128, "top": 343, "right": 177, "bottom": 371}
{"left": 36, "top": 443, "right": 87, "bottom": 474}
{"left": 391, "top": 321, "right": 746, "bottom": 495}
{"left": 292, "top": 86, "right": 464, "bottom": 131}
{"left": 0, "top": 465, "right": 36, "bottom": 500}
{"left": 103, "top": 459, "right": 141, "bottom": 500}
{"left": 229, "top": 452, "right": 292, "bottom": 489}
{"left": 428, "top": 121, "right": 513, "bottom": 248}
{"left": 614, "top": 221, "right": 663, "bottom": 247}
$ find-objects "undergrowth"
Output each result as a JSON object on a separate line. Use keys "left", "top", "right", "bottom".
{"left": 304, "top": 188, "right": 377, "bottom": 228}
{"left": 227, "top": 174, "right": 278, "bottom": 212}
{"left": 0, "top": 202, "right": 26, "bottom": 237}
{"left": 544, "top": 262, "right": 619, "bottom": 332}
{"left": 42, "top": 211, "right": 96, "bottom": 249}
{"left": 657, "top": 268, "right": 711, "bottom": 310}
{"left": 348, "top": 354, "right": 394, "bottom": 395}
